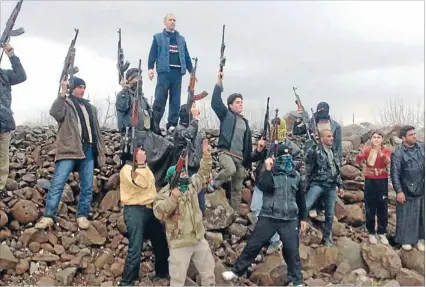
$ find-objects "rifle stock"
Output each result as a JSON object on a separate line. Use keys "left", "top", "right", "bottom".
{"left": 0, "top": 0, "right": 24, "bottom": 63}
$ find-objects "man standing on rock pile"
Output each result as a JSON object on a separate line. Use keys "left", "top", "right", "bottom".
{"left": 390, "top": 125, "right": 425, "bottom": 251}
{"left": 304, "top": 129, "right": 344, "bottom": 247}
{"left": 119, "top": 147, "right": 169, "bottom": 286}
{"left": 0, "top": 43, "right": 27, "bottom": 193}
{"left": 222, "top": 145, "right": 308, "bottom": 287}
{"left": 35, "top": 78, "right": 106, "bottom": 230}
{"left": 153, "top": 139, "right": 215, "bottom": 286}
{"left": 356, "top": 130, "right": 392, "bottom": 245}
{"left": 208, "top": 72, "right": 252, "bottom": 210}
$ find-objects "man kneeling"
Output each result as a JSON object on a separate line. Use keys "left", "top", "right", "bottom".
{"left": 222, "top": 145, "right": 307, "bottom": 287}
{"left": 153, "top": 139, "right": 215, "bottom": 286}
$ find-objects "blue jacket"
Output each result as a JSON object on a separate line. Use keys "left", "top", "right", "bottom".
{"left": 148, "top": 29, "right": 193, "bottom": 75}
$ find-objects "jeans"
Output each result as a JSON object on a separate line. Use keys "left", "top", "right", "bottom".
{"left": 120, "top": 205, "right": 169, "bottom": 286}
{"left": 364, "top": 178, "right": 388, "bottom": 235}
{"left": 251, "top": 186, "right": 280, "bottom": 244}
{"left": 152, "top": 68, "right": 182, "bottom": 129}
{"left": 44, "top": 143, "right": 94, "bottom": 219}
{"left": 305, "top": 184, "right": 337, "bottom": 242}
{"left": 232, "top": 217, "right": 303, "bottom": 285}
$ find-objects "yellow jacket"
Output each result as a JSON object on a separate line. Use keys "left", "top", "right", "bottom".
{"left": 119, "top": 163, "right": 157, "bottom": 208}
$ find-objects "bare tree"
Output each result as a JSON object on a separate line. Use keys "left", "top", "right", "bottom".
{"left": 378, "top": 97, "right": 425, "bottom": 129}
{"left": 93, "top": 94, "right": 117, "bottom": 129}
{"left": 22, "top": 110, "right": 56, "bottom": 127}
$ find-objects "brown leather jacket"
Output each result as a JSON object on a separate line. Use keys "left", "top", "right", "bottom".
{"left": 49, "top": 95, "right": 106, "bottom": 168}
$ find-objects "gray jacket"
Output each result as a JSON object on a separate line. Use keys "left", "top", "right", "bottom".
{"left": 0, "top": 55, "right": 27, "bottom": 132}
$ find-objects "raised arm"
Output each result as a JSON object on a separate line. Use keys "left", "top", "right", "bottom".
{"left": 191, "top": 140, "right": 213, "bottom": 192}
{"left": 211, "top": 73, "right": 228, "bottom": 121}
{"left": 3, "top": 53, "right": 27, "bottom": 85}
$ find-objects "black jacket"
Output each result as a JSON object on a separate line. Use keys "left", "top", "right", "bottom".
{"left": 0, "top": 55, "right": 27, "bottom": 132}
{"left": 257, "top": 167, "right": 307, "bottom": 221}
{"left": 308, "top": 118, "right": 342, "bottom": 165}
{"left": 305, "top": 143, "right": 343, "bottom": 189}
{"left": 391, "top": 143, "right": 425, "bottom": 198}
{"left": 172, "top": 119, "right": 202, "bottom": 169}
{"left": 211, "top": 84, "right": 252, "bottom": 168}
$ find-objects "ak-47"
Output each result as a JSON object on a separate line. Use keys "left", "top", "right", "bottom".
{"left": 0, "top": 0, "right": 24, "bottom": 63}
{"left": 261, "top": 97, "right": 270, "bottom": 140}
{"left": 219, "top": 25, "right": 226, "bottom": 90}
{"left": 117, "top": 28, "right": 130, "bottom": 85}
{"left": 58, "top": 29, "right": 79, "bottom": 96}
{"left": 187, "top": 57, "right": 208, "bottom": 118}
{"left": 271, "top": 108, "right": 279, "bottom": 157}
{"left": 293, "top": 87, "right": 311, "bottom": 139}
{"left": 129, "top": 59, "right": 143, "bottom": 181}
{"left": 169, "top": 140, "right": 189, "bottom": 189}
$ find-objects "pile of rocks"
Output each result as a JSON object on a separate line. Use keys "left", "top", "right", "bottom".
{"left": 0, "top": 125, "right": 424, "bottom": 286}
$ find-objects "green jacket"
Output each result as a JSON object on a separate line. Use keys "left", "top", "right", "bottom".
{"left": 153, "top": 154, "right": 211, "bottom": 249}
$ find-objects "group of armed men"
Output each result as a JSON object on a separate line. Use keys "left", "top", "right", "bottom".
{"left": 0, "top": 12, "right": 424, "bottom": 287}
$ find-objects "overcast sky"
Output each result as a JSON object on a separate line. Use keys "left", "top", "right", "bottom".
{"left": 0, "top": 0, "right": 424, "bottom": 127}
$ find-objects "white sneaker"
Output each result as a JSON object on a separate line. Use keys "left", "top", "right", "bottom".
{"left": 368, "top": 234, "right": 378, "bottom": 244}
{"left": 416, "top": 240, "right": 425, "bottom": 251}
{"left": 35, "top": 217, "right": 54, "bottom": 229}
{"left": 77, "top": 217, "right": 90, "bottom": 230}
{"left": 402, "top": 244, "right": 412, "bottom": 251}
{"left": 309, "top": 210, "right": 318, "bottom": 218}
{"left": 222, "top": 271, "right": 237, "bottom": 281}
{"left": 378, "top": 234, "right": 389, "bottom": 245}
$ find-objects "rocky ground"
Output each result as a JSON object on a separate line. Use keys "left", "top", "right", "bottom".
{"left": 0, "top": 125, "right": 424, "bottom": 286}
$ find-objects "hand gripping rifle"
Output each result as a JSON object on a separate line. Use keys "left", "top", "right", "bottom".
{"left": 117, "top": 28, "right": 130, "bottom": 85}
{"left": 129, "top": 59, "right": 142, "bottom": 182}
{"left": 187, "top": 57, "right": 208, "bottom": 119}
{"left": 0, "top": 0, "right": 24, "bottom": 63}
{"left": 293, "top": 86, "right": 312, "bottom": 139}
{"left": 219, "top": 25, "right": 226, "bottom": 91}
{"left": 58, "top": 29, "right": 79, "bottom": 96}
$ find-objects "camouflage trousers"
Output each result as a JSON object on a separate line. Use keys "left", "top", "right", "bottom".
{"left": 169, "top": 238, "right": 215, "bottom": 286}
{"left": 0, "top": 132, "right": 10, "bottom": 190}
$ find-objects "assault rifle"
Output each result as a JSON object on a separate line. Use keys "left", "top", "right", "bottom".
{"left": 0, "top": 0, "right": 24, "bottom": 63}
{"left": 272, "top": 108, "right": 279, "bottom": 157}
{"left": 58, "top": 29, "right": 79, "bottom": 96}
{"left": 187, "top": 57, "right": 208, "bottom": 118}
{"left": 293, "top": 86, "right": 311, "bottom": 139}
{"left": 219, "top": 25, "right": 226, "bottom": 90}
{"left": 129, "top": 59, "right": 142, "bottom": 181}
{"left": 169, "top": 140, "right": 190, "bottom": 189}
{"left": 117, "top": 28, "right": 130, "bottom": 85}
{"left": 261, "top": 97, "right": 270, "bottom": 140}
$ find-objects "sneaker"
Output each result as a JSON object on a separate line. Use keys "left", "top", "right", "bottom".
{"left": 77, "top": 217, "right": 90, "bottom": 230}
{"left": 402, "top": 244, "right": 412, "bottom": 251}
{"left": 35, "top": 217, "right": 54, "bottom": 229}
{"left": 308, "top": 209, "right": 318, "bottom": 218}
{"left": 416, "top": 240, "right": 425, "bottom": 251}
{"left": 378, "top": 234, "right": 389, "bottom": 245}
{"left": 266, "top": 241, "right": 283, "bottom": 255}
{"left": 222, "top": 271, "right": 237, "bottom": 281}
{"left": 369, "top": 234, "right": 378, "bottom": 244}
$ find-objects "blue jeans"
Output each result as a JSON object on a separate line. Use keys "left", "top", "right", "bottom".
{"left": 152, "top": 68, "right": 182, "bottom": 129}
{"left": 251, "top": 186, "right": 280, "bottom": 245}
{"left": 305, "top": 184, "right": 337, "bottom": 242}
{"left": 44, "top": 143, "right": 94, "bottom": 219}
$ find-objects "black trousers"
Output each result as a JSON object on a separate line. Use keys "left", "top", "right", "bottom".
{"left": 364, "top": 178, "right": 388, "bottom": 235}
{"left": 120, "top": 205, "right": 170, "bottom": 286}
{"left": 231, "top": 217, "right": 303, "bottom": 285}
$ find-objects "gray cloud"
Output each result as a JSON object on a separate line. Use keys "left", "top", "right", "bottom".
{"left": 1, "top": 0, "right": 424, "bottom": 124}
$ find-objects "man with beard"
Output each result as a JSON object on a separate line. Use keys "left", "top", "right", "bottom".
{"left": 356, "top": 131, "right": 392, "bottom": 245}
{"left": 36, "top": 77, "right": 106, "bottom": 230}
{"left": 208, "top": 72, "right": 252, "bottom": 210}
{"left": 0, "top": 43, "right": 27, "bottom": 193}
{"left": 391, "top": 125, "right": 425, "bottom": 251}
{"left": 304, "top": 129, "right": 344, "bottom": 246}
{"left": 148, "top": 13, "right": 194, "bottom": 133}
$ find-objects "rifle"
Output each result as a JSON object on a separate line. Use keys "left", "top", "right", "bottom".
{"left": 187, "top": 57, "right": 208, "bottom": 119}
{"left": 0, "top": 0, "right": 24, "bottom": 63}
{"left": 292, "top": 86, "right": 311, "bottom": 139}
{"left": 219, "top": 25, "right": 226, "bottom": 90}
{"left": 169, "top": 140, "right": 190, "bottom": 189}
{"left": 130, "top": 59, "right": 142, "bottom": 181}
{"left": 58, "top": 29, "right": 79, "bottom": 96}
{"left": 117, "top": 28, "right": 130, "bottom": 85}
{"left": 261, "top": 97, "right": 270, "bottom": 140}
